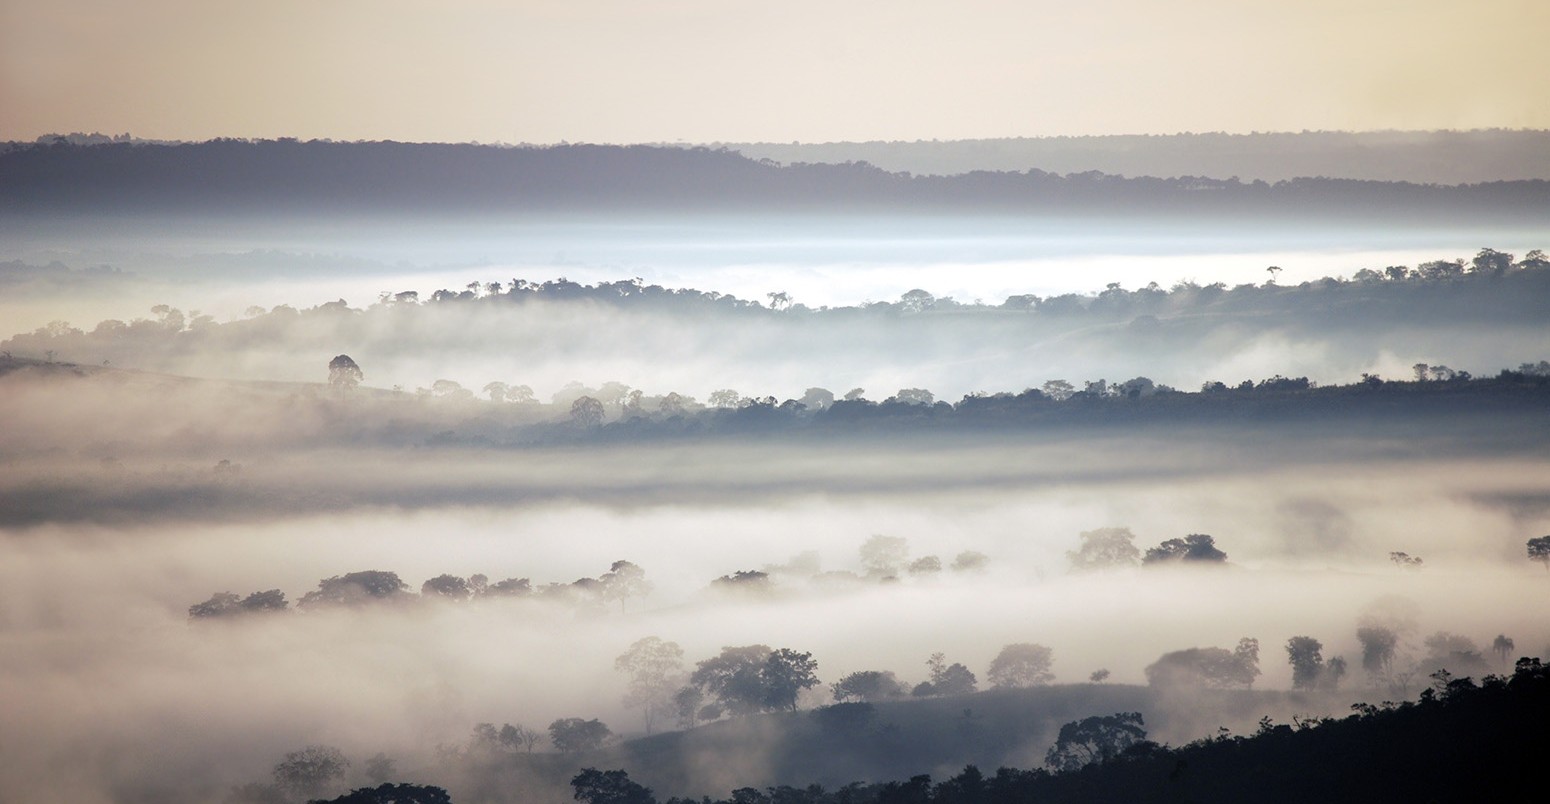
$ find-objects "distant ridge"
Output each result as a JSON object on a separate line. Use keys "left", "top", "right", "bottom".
{"left": 722, "top": 130, "right": 1550, "bottom": 184}
{"left": 3, "top": 139, "right": 1547, "bottom": 222}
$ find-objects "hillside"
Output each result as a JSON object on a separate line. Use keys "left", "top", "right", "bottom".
{"left": 419, "top": 682, "right": 1359, "bottom": 804}
{"left": 399, "top": 661, "right": 1550, "bottom": 804}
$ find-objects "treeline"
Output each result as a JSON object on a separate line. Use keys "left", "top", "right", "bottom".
{"left": 4, "top": 139, "right": 1548, "bottom": 220}
{"left": 6, "top": 248, "right": 1548, "bottom": 374}
{"left": 188, "top": 560, "right": 654, "bottom": 620}
{"left": 448, "top": 364, "right": 1550, "bottom": 446}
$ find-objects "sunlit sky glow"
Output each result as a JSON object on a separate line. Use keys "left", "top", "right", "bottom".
{"left": 3, "top": 0, "right": 1547, "bottom": 144}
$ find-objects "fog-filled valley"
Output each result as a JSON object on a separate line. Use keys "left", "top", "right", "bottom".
{"left": 3, "top": 134, "right": 1549, "bottom": 804}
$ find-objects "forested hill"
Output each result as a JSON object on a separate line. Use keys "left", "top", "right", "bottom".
{"left": 3, "top": 139, "right": 1548, "bottom": 221}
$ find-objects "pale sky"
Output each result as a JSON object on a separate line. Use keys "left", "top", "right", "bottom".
{"left": 2, "top": 0, "right": 1546, "bottom": 144}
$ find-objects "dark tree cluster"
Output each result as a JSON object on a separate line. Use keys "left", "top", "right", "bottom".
{"left": 686, "top": 645, "right": 821, "bottom": 717}
{"left": 189, "top": 561, "right": 651, "bottom": 620}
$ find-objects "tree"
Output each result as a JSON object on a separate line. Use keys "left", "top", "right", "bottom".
{"left": 859, "top": 534, "right": 909, "bottom": 579}
{"left": 1357, "top": 625, "right": 1399, "bottom": 681}
{"left": 1235, "top": 637, "right": 1262, "bottom": 688}
{"left": 831, "top": 670, "right": 909, "bottom": 702}
{"left": 571, "top": 768, "right": 656, "bottom": 804}
{"left": 672, "top": 686, "right": 705, "bottom": 729}
{"left": 313, "top": 784, "right": 453, "bottom": 804}
{"left": 549, "top": 718, "right": 612, "bottom": 752}
{"left": 1044, "top": 712, "right": 1147, "bottom": 773}
{"left": 1421, "top": 632, "right": 1490, "bottom": 676}
{"left": 890, "top": 388, "right": 935, "bottom": 405}
{"left": 762, "top": 648, "right": 820, "bottom": 712}
{"left": 600, "top": 560, "right": 652, "bottom": 612}
{"left": 1389, "top": 551, "right": 1423, "bottom": 569}
{"left": 1472, "top": 247, "right": 1514, "bottom": 276}
{"left": 483, "top": 381, "right": 511, "bottom": 403}
{"left": 916, "top": 653, "right": 978, "bottom": 697}
{"left": 500, "top": 723, "right": 542, "bottom": 753}
{"left": 363, "top": 753, "right": 395, "bottom": 784}
{"left": 420, "top": 574, "right": 472, "bottom": 601}
{"left": 799, "top": 387, "right": 835, "bottom": 411}
{"left": 1323, "top": 656, "right": 1348, "bottom": 690}
{"left": 328, "top": 355, "right": 363, "bottom": 391}
{"left": 1089, "top": 669, "right": 1111, "bottom": 683}
{"left": 1143, "top": 534, "right": 1227, "bottom": 565}
{"left": 571, "top": 396, "right": 605, "bottom": 427}
{"left": 690, "top": 645, "right": 774, "bottom": 716}
{"left": 709, "top": 389, "right": 742, "bottom": 409}
{"left": 299, "top": 571, "right": 410, "bottom": 609}
{"left": 1528, "top": 536, "right": 1550, "bottom": 571}
{"left": 1067, "top": 527, "right": 1140, "bottom": 571}
{"left": 1041, "top": 379, "right": 1076, "bottom": 401}
{"left": 272, "top": 745, "right": 349, "bottom": 800}
{"left": 190, "top": 589, "right": 290, "bottom": 619}
{"left": 430, "top": 379, "right": 472, "bottom": 400}
{"left": 986, "top": 643, "right": 1055, "bottom": 688}
{"left": 1286, "top": 636, "right": 1325, "bottom": 690}
{"left": 908, "top": 556, "right": 942, "bottom": 575}
{"left": 1493, "top": 634, "right": 1516, "bottom": 668}
{"left": 710, "top": 570, "right": 774, "bottom": 595}
{"left": 615, "top": 636, "right": 684, "bottom": 734}
{"left": 951, "top": 551, "right": 989, "bottom": 572}
{"left": 1145, "top": 639, "right": 1259, "bottom": 689}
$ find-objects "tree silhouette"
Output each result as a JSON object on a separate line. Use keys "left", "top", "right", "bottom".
{"left": 859, "top": 535, "right": 909, "bottom": 579}
{"left": 299, "top": 571, "right": 409, "bottom": 609}
{"left": 1285, "top": 636, "right": 1325, "bottom": 690}
{"left": 1492, "top": 634, "right": 1516, "bottom": 668}
{"left": 1044, "top": 712, "right": 1147, "bottom": 773}
{"left": 420, "top": 574, "right": 472, "bottom": 601}
{"left": 600, "top": 560, "right": 652, "bottom": 612}
{"left": 1528, "top": 536, "right": 1550, "bottom": 571}
{"left": 691, "top": 645, "right": 775, "bottom": 716}
{"left": 313, "top": 783, "right": 452, "bottom": 804}
{"left": 831, "top": 670, "right": 909, "bottom": 702}
{"left": 615, "top": 636, "right": 684, "bottom": 734}
{"left": 986, "top": 643, "right": 1055, "bottom": 688}
{"left": 272, "top": 745, "right": 349, "bottom": 800}
{"left": 762, "top": 648, "right": 820, "bottom": 712}
{"left": 328, "top": 354, "right": 363, "bottom": 391}
{"left": 571, "top": 768, "right": 656, "bottom": 804}
{"left": 1357, "top": 625, "right": 1398, "bottom": 682}
{"left": 549, "top": 718, "right": 612, "bottom": 752}
{"left": 1067, "top": 527, "right": 1140, "bottom": 571}
{"left": 916, "top": 653, "right": 978, "bottom": 697}
{"left": 1143, "top": 534, "right": 1227, "bottom": 565}
{"left": 571, "top": 396, "right": 606, "bottom": 427}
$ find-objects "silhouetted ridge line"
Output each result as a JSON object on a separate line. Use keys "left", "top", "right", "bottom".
{"left": 3, "top": 139, "right": 1547, "bottom": 219}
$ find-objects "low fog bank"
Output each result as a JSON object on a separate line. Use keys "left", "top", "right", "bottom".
{"left": 5, "top": 256, "right": 1549, "bottom": 402}
{"left": 3, "top": 212, "right": 1545, "bottom": 334}
{"left": 2, "top": 480, "right": 1546, "bottom": 802}
{"left": 3, "top": 380, "right": 1549, "bottom": 525}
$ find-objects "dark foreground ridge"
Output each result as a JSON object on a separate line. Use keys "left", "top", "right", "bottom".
{"left": 585, "top": 660, "right": 1550, "bottom": 804}
{"left": 296, "top": 659, "right": 1550, "bottom": 804}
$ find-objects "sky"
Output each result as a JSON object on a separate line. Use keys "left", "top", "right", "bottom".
{"left": 3, "top": 0, "right": 1547, "bottom": 145}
